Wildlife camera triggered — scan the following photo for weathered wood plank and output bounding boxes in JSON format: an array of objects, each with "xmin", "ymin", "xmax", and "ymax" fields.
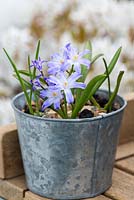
[
  {"xmin": 119, "ymin": 93, "xmax": 134, "ymax": 144},
  {"xmin": 115, "ymin": 156, "xmax": 134, "ymax": 175},
  {"xmin": 24, "ymin": 191, "xmax": 50, "ymax": 200},
  {"xmin": 24, "ymin": 191, "xmax": 111, "ymax": 200},
  {"xmin": 115, "ymin": 141, "xmax": 134, "ymax": 160},
  {"xmin": 0, "ymin": 123, "xmax": 24, "ymax": 179},
  {"xmin": 105, "ymin": 168, "xmax": 134, "ymax": 200},
  {"xmin": 0, "ymin": 175, "xmax": 27, "ymax": 200}
]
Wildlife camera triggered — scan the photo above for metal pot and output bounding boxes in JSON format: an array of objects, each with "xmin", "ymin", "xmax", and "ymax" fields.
[{"xmin": 12, "ymin": 90, "xmax": 127, "ymax": 199}]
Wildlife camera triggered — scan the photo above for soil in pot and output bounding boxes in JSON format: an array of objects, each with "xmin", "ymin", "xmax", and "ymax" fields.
[{"xmin": 22, "ymin": 91, "xmax": 121, "ymax": 119}]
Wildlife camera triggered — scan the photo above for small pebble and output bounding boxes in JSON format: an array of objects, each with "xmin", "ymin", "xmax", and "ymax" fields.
[
  {"xmin": 79, "ymin": 109, "xmax": 94, "ymax": 118},
  {"xmin": 112, "ymin": 102, "xmax": 121, "ymax": 111},
  {"xmin": 93, "ymin": 93, "xmax": 108, "ymax": 107}
]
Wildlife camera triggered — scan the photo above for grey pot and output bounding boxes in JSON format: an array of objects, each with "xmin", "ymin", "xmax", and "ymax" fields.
[{"xmin": 12, "ymin": 90, "xmax": 127, "ymax": 200}]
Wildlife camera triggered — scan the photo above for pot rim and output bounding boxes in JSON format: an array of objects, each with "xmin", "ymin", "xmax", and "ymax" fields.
[{"xmin": 11, "ymin": 89, "xmax": 127, "ymax": 123}]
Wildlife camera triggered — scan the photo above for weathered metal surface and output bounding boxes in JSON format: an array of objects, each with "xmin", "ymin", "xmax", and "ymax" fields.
[{"xmin": 12, "ymin": 90, "xmax": 126, "ymax": 199}]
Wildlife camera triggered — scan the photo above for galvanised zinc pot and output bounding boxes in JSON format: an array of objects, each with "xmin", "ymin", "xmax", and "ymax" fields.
[{"xmin": 12, "ymin": 90, "xmax": 127, "ymax": 199}]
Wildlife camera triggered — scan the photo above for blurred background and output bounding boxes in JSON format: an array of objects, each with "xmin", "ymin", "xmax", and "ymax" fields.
[{"xmin": 0, "ymin": 0, "xmax": 134, "ymax": 125}]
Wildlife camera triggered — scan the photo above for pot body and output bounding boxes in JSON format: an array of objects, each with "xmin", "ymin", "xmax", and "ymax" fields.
[{"xmin": 12, "ymin": 90, "xmax": 126, "ymax": 199}]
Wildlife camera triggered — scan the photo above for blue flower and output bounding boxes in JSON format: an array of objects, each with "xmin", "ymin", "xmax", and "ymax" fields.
[
  {"xmin": 40, "ymin": 88, "xmax": 63, "ymax": 110},
  {"xmin": 65, "ymin": 43, "xmax": 90, "ymax": 73},
  {"xmin": 48, "ymin": 72, "xmax": 86, "ymax": 104},
  {"xmin": 31, "ymin": 57, "xmax": 45, "ymax": 71},
  {"xmin": 47, "ymin": 50, "xmax": 70, "ymax": 75},
  {"xmin": 30, "ymin": 75, "xmax": 42, "ymax": 90}
]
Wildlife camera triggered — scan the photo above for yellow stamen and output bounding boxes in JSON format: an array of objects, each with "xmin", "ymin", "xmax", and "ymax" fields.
[
  {"xmin": 60, "ymin": 59, "xmax": 64, "ymax": 64},
  {"xmin": 64, "ymin": 82, "xmax": 68, "ymax": 87},
  {"xmin": 73, "ymin": 55, "xmax": 78, "ymax": 61},
  {"xmin": 52, "ymin": 92, "xmax": 57, "ymax": 97}
]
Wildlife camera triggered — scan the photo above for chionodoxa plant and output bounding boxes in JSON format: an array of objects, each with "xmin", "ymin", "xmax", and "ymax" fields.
[{"xmin": 4, "ymin": 41, "xmax": 124, "ymax": 119}]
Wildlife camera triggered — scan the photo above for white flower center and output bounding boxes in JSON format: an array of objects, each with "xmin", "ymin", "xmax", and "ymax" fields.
[
  {"xmin": 52, "ymin": 92, "xmax": 57, "ymax": 97},
  {"xmin": 60, "ymin": 59, "xmax": 64, "ymax": 64},
  {"xmin": 63, "ymin": 81, "xmax": 68, "ymax": 88},
  {"xmin": 73, "ymin": 54, "xmax": 78, "ymax": 61}
]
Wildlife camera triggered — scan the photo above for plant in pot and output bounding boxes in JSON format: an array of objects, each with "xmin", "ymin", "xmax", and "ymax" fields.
[{"xmin": 4, "ymin": 41, "xmax": 127, "ymax": 199}]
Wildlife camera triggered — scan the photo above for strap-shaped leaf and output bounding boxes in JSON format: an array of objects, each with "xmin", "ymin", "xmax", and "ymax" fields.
[
  {"xmin": 81, "ymin": 40, "xmax": 92, "ymax": 81},
  {"xmin": 92, "ymin": 47, "xmax": 122, "ymax": 92},
  {"xmin": 84, "ymin": 40, "xmax": 92, "ymax": 60},
  {"xmin": 71, "ymin": 74, "xmax": 106, "ymax": 118},
  {"xmin": 3, "ymin": 48, "xmax": 34, "ymax": 114},
  {"xmin": 103, "ymin": 58, "xmax": 111, "ymax": 99},
  {"xmin": 33, "ymin": 40, "xmax": 41, "ymax": 79},
  {"xmin": 18, "ymin": 70, "xmax": 30, "ymax": 76},
  {"xmin": 76, "ymin": 42, "xmax": 103, "ymax": 102},
  {"xmin": 104, "ymin": 71, "xmax": 124, "ymax": 110},
  {"xmin": 35, "ymin": 40, "xmax": 40, "ymax": 60},
  {"xmin": 91, "ymin": 53, "xmax": 104, "ymax": 65}
]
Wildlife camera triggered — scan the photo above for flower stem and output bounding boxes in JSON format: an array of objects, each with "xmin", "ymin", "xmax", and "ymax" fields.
[
  {"xmin": 91, "ymin": 96, "xmax": 101, "ymax": 108},
  {"xmin": 103, "ymin": 58, "xmax": 111, "ymax": 99}
]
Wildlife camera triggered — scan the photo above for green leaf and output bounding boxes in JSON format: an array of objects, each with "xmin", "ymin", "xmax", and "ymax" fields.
[
  {"xmin": 84, "ymin": 40, "xmax": 92, "ymax": 60},
  {"xmin": 35, "ymin": 40, "xmax": 40, "ymax": 60},
  {"xmin": 33, "ymin": 40, "xmax": 41, "ymax": 114},
  {"xmin": 76, "ymin": 41, "xmax": 92, "ymax": 102},
  {"xmin": 71, "ymin": 74, "xmax": 106, "ymax": 118},
  {"xmin": 33, "ymin": 40, "xmax": 41, "ymax": 79},
  {"xmin": 28, "ymin": 55, "xmax": 32, "ymax": 79},
  {"xmin": 105, "ymin": 47, "xmax": 122, "ymax": 75},
  {"xmin": 13, "ymin": 74, "xmax": 32, "ymax": 88},
  {"xmin": 104, "ymin": 71, "xmax": 124, "ymax": 110},
  {"xmin": 91, "ymin": 53, "xmax": 104, "ymax": 65},
  {"xmin": 103, "ymin": 58, "xmax": 111, "ymax": 99},
  {"xmin": 28, "ymin": 55, "xmax": 33, "ymax": 103},
  {"xmin": 3, "ymin": 48, "xmax": 34, "ymax": 114},
  {"xmin": 92, "ymin": 47, "xmax": 122, "ymax": 92},
  {"xmin": 80, "ymin": 41, "xmax": 92, "ymax": 81},
  {"xmin": 17, "ymin": 70, "xmax": 30, "ymax": 76}
]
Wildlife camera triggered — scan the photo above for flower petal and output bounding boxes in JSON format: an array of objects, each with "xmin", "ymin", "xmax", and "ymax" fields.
[
  {"xmin": 80, "ymin": 58, "xmax": 90, "ymax": 68},
  {"xmin": 68, "ymin": 72, "xmax": 82, "ymax": 83},
  {"xmin": 73, "ymin": 63, "xmax": 81, "ymax": 73},
  {"xmin": 40, "ymin": 90, "xmax": 48, "ymax": 98},
  {"xmin": 72, "ymin": 82, "xmax": 86, "ymax": 89},
  {"xmin": 79, "ymin": 49, "xmax": 90, "ymax": 57},
  {"xmin": 42, "ymin": 98, "xmax": 53, "ymax": 110},
  {"xmin": 64, "ymin": 89, "xmax": 74, "ymax": 104},
  {"xmin": 54, "ymin": 101, "xmax": 60, "ymax": 110}
]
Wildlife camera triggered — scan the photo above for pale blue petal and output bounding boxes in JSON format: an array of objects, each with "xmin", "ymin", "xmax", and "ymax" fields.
[
  {"xmin": 73, "ymin": 63, "xmax": 81, "ymax": 73},
  {"xmin": 72, "ymin": 82, "xmax": 86, "ymax": 89},
  {"xmin": 48, "ymin": 67, "xmax": 59, "ymax": 75},
  {"xmin": 64, "ymin": 89, "xmax": 74, "ymax": 104},
  {"xmin": 47, "ymin": 61, "xmax": 58, "ymax": 68},
  {"xmin": 51, "ymin": 53, "xmax": 60, "ymax": 59},
  {"xmin": 48, "ymin": 76, "xmax": 61, "ymax": 86},
  {"xmin": 54, "ymin": 101, "xmax": 60, "ymax": 110},
  {"xmin": 42, "ymin": 99, "xmax": 53, "ymax": 110},
  {"xmin": 80, "ymin": 58, "xmax": 90, "ymax": 68},
  {"xmin": 68, "ymin": 72, "xmax": 82, "ymax": 83},
  {"xmin": 40, "ymin": 90, "xmax": 48, "ymax": 98},
  {"xmin": 79, "ymin": 49, "xmax": 90, "ymax": 57},
  {"xmin": 60, "ymin": 62, "xmax": 70, "ymax": 72}
]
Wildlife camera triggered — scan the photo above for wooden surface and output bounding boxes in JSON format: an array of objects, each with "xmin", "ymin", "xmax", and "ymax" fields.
[
  {"xmin": 119, "ymin": 93, "xmax": 134, "ymax": 144},
  {"xmin": 115, "ymin": 141, "xmax": 134, "ymax": 160},
  {"xmin": 0, "ymin": 141, "xmax": 133, "ymax": 200},
  {"xmin": 0, "ymin": 175, "xmax": 27, "ymax": 200},
  {"xmin": 0, "ymin": 123, "xmax": 24, "ymax": 179},
  {"xmin": 116, "ymin": 156, "xmax": 134, "ymax": 175},
  {"xmin": 105, "ymin": 168, "xmax": 134, "ymax": 200},
  {"xmin": 0, "ymin": 93, "xmax": 134, "ymax": 199},
  {"xmin": 24, "ymin": 191, "xmax": 112, "ymax": 200}
]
